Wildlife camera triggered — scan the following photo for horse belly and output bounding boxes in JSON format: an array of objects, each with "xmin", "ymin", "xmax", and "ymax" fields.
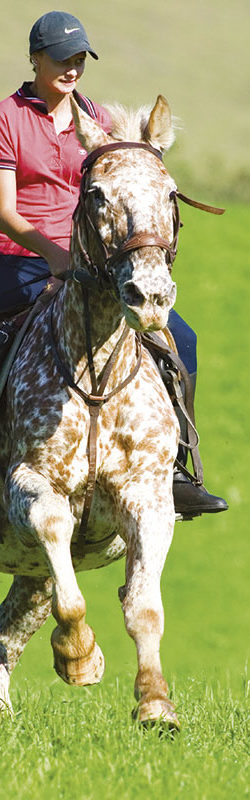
[
  {"xmin": 0, "ymin": 486, "xmax": 126, "ymax": 577},
  {"xmin": 0, "ymin": 527, "xmax": 126, "ymax": 576},
  {"xmin": 0, "ymin": 518, "xmax": 49, "ymax": 576}
]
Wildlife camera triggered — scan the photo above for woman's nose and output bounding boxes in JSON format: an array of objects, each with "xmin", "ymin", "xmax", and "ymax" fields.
[{"xmin": 65, "ymin": 66, "xmax": 77, "ymax": 77}]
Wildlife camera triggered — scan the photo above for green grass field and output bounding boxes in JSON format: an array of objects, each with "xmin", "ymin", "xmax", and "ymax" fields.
[
  {"xmin": 0, "ymin": 676, "xmax": 249, "ymax": 800},
  {"xmin": 0, "ymin": 0, "xmax": 249, "ymax": 796},
  {"xmin": 0, "ymin": 205, "xmax": 249, "ymax": 798}
]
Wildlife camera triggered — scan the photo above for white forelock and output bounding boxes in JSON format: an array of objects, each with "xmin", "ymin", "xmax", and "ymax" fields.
[{"xmin": 103, "ymin": 102, "xmax": 176, "ymax": 151}]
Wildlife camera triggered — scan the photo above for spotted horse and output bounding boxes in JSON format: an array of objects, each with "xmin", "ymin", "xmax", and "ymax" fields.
[{"xmin": 0, "ymin": 95, "xmax": 223, "ymax": 729}]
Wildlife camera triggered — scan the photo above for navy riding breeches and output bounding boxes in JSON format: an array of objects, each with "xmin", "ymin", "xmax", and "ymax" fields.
[
  {"xmin": 0, "ymin": 255, "xmax": 50, "ymax": 316},
  {"xmin": 168, "ymin": 309, "xmax": 197, "ymax": 375},
  {"xmin": 0, "ymin": 255, "xmax": 197, "ymax": 375}
]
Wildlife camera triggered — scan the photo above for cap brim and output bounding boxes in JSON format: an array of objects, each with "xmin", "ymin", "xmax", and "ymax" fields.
[{"xmin": 45, "ymin": 39, "xmax": 98, "ymax": 61}]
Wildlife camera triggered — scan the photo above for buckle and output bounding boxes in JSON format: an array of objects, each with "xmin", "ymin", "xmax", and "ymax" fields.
[{"xmin": 0, "ymin": 329, "xmax": 9, "ymax": 345}]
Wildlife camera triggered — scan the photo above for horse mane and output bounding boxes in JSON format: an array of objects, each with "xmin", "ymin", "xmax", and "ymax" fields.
[{"xmin": 103, "ymin": 103, "xmax": 176, "ymax": 152}]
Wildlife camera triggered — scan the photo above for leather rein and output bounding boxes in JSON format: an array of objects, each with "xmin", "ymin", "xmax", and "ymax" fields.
[{"xmin": 49, "ymin": 139, "xmax": 225, "ymax": 552}]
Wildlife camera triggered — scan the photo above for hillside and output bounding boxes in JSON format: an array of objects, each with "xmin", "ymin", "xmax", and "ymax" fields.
[{"xmin": 0, "ymin": 0, "xmax": 249, "ymax": 199}]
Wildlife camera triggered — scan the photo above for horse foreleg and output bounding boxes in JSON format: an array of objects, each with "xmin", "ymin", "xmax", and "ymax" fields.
[
  {"xmin": 49, "ymin": 539, "xmax": 105, "ymax": 687},
  {"xmin": 120, "ymin": 503, "xmax": 180, "ymax": 730},
  {"xmin": 8, "ymin": 469, "xmax": 105, "ymax": 687},
  {"xmin": 0, "ymin": 575, "xmax": 52, "ymax": 717}
]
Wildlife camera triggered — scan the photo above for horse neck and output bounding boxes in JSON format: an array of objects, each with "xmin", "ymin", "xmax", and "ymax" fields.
[{"xmin": 53, "ymin": 279, "xmax": 134, "ymax": 389}]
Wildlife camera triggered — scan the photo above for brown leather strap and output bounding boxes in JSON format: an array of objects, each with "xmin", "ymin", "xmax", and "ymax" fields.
[
  {"xmin": 76, "ymin": 345, "xmax": 142, "ymax": 550},
  {"xmin": 49, "ymin": 297, "xmax": 142, "ymax": 552},
  {"xmin": 108, "ymin": 232, "xmax": 174, "ymax": 259},
  {"xmin": 141, "ymin": 330, "xmax": 204, "ymax": 484},
  {"xmin": 75, "ymin": 314, "xmax": 141, "ymax": 550},
  {"xmin": 81, "ymin": 141, "xmax": 163, "ymax": 173},
  {"xmin": 175, "ymin": 191, "xmax": 225, "ymax": 215},
  {"xmin": 77, "ymin": 404, "xmax": 99, "ymax": 537}
]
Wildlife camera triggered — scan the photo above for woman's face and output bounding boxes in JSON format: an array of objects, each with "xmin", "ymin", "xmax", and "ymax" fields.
[{"xmin": 33, "ymin": 50, "xmax": 86, "ymax": 97}]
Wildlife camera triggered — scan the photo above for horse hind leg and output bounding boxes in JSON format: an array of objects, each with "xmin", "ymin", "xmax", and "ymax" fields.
[{"xmin": 0, "ymin": 574, "xmax": 52, "ymax": 717}]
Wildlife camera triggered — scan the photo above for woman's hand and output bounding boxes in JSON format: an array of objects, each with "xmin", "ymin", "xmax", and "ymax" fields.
[{"xmin": 43, "ymin": 243, "xmax": 70, "ymax": 276}]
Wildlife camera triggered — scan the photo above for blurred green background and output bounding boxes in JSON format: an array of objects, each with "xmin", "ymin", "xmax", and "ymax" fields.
[
  {"xmin": 0, "ymin": 1, "xmax": 249, "ymax": 699},
  {"xmin": 1, "ymin": 0, "xmax": 249, "ymax": 200}
]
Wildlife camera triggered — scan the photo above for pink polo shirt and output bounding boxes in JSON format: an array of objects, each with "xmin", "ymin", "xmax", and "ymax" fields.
[{"xmin": 0, "ymin": 84, "xmax": 112, "ymax": 257}]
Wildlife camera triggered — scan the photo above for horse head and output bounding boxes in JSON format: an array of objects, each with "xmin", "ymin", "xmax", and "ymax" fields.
[{"xmin": 71, "ymin": 95, "xmax": 178, "ymax": 332}]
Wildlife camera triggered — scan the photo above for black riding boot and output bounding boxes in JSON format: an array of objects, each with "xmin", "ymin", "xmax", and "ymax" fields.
[{"xmin": 173, "ymin": 372, "xmax": 228, "ymax": 519}]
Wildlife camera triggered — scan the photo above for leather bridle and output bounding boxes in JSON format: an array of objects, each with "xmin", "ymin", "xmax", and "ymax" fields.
[
  {"xmin": 50, "ymin": 140, "xmax": 225, "ymax": 553},
  {"xmin": 72, "ymin": 141, "xmax": 181, "ymax": 287}
]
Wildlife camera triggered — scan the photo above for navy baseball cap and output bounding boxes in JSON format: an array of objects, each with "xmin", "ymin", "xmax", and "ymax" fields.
[{"xmin": 29, "ymin": 11, "xmax": 98, "ymax": 61}]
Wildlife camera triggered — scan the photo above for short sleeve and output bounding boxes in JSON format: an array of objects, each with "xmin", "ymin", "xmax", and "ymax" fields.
[{"xmin": 0, "ymin": 109, "xmax": 16, "ymax": 170}]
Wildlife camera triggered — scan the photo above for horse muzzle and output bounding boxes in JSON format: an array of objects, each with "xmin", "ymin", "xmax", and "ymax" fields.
[{"xmin": 120, "ymin": 277, "xmax": 177, "ymax": 332}]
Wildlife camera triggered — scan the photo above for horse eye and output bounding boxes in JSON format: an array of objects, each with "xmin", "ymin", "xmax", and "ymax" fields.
[{"xmin": 92, "ymin": 186, "xmax": 105, "ymax": 204}]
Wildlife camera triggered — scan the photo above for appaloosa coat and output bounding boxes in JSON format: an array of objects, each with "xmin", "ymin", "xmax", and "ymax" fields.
[{"xmin": 0, "ymin": 95, "xmax": 181, "ymax": 728}]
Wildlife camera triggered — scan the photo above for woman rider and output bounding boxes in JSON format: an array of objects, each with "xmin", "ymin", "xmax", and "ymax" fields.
[{"xmin": 0, "ymin": 11, "xmax": 228, "ymax": 519}]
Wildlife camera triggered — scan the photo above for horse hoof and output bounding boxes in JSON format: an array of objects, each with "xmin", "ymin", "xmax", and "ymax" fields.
[
  {"xmin": 134, "ymin": 698, "xmax": 180, "ymax": 732},
  {"xmin": 53, "ymin": 642, "xmax": 105, "ymax": 686}
]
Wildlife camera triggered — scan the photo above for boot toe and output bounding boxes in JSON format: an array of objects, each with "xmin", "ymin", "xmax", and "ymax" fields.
[{"xmin": 173, "ymin": 471, "xmax": 228, "ymax": 518}]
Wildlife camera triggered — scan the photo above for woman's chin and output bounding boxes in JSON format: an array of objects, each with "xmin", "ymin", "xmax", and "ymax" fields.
[{"xmin": 57, "ymin": 81, "xmax": 76, "ymax": 94}]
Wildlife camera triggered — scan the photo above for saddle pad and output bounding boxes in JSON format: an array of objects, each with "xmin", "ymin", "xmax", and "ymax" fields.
[{"xmin": 0, "ymin": 279, "xmax": 62, "ymax": 398}]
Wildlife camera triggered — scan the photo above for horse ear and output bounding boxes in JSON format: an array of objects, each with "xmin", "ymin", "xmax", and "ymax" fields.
[
  {"xmin": 143, "ymin": 95, "xmax": 175, "ymax": 152},
  {"xmin": 70, "ymin": 95, "xmax": 111, "ymax": 152}
]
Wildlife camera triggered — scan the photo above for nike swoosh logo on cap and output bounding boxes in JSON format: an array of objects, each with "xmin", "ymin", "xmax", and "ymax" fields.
[{"xmin": 65, "ymin": 27, "xmax": 80, "ymax": 34}]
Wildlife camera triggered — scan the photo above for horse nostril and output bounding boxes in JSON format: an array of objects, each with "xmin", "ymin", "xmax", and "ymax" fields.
[{"xmin": 122, "ymin": 281, "xmax": 144, "ymax": 307}]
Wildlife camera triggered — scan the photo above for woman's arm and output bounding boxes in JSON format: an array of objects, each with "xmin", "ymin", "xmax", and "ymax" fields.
[{"xmin": 0, "ymin": 169, "xmax": 69, "ymax": 275}]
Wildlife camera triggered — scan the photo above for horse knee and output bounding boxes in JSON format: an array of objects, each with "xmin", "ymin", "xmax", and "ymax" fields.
[
  {"xmin": 123, "ymin": 604, "xmax": 163, "ymax": 641},
  {"xmin": 29, "ymin": 500, "xmax": 73, "ymax": 545},
  {"xmin": 52, "ymin": 590, "xmax": 86, "ymax": 627}
]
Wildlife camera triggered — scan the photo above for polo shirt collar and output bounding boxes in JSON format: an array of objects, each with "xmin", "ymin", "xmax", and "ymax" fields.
[
  {"xmin": 17, "ymin": 83, "xmax": 48, "ymax": 114},
  {"xmin": 17, "ymin": 83, "xmax": 82, "ymax": 116}
]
